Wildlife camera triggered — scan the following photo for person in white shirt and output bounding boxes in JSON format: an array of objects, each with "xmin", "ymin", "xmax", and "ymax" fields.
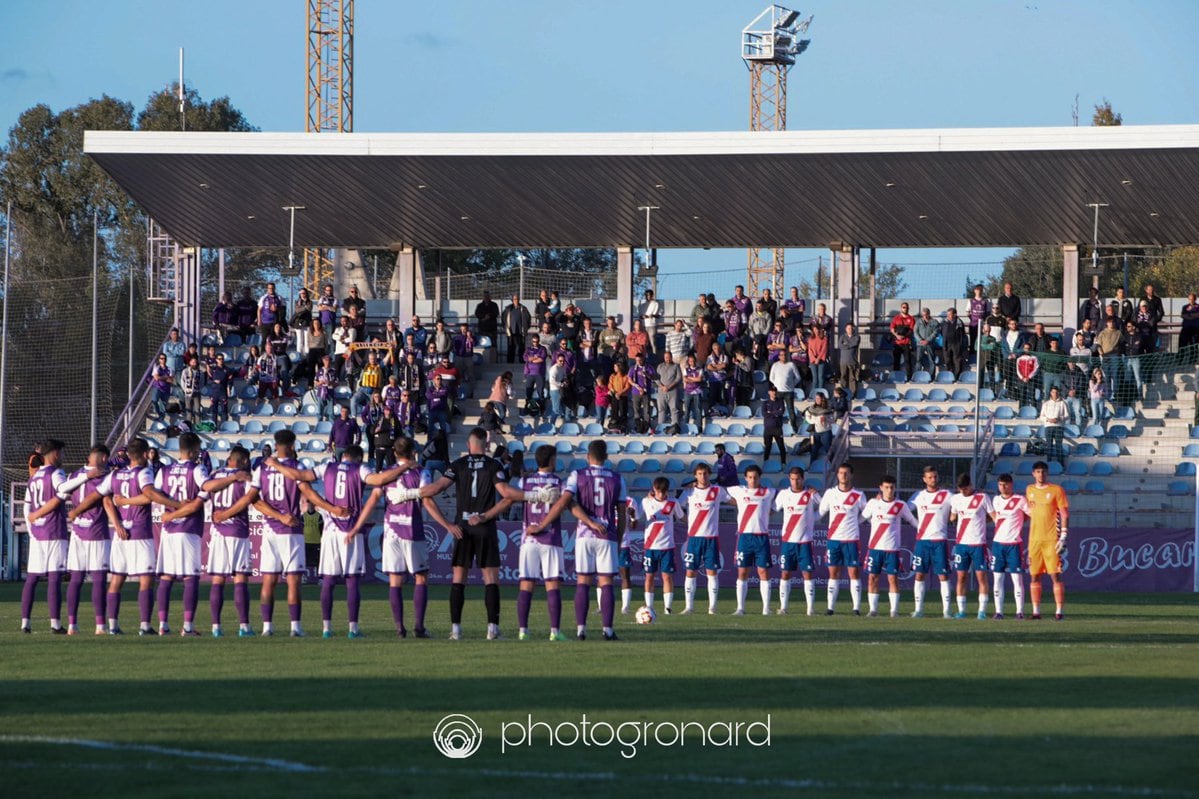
[
  {"xmin": 774, "ymin": 466, "xmax": 821, "ymax": 615},
  {"xmin": 1038, "ymin": 385, "xmax": 1068, "ymax": 466},
  {"xmin": 817, "ymin": 462, "xmax": 867, "ymax": 615},
  {"xmin": 907, "ymin": 465, "xmax": 954, "ymax": 618},
  {"xmin": 768, "ymin": 357, "xmax": 802, "ymax": 430},
  {"xmin": 949, "ymin": 473, "xmax": 994, "ymax": 619},
  {"xmin": 727, "ymin": 466, "xmax": 777, "ymax": 616},
  {"xmin": 989, "ymin": 473, "xmax": 1031, "ymax": 619},
  {"xmin": 664, "ymin": 319, "xmax": 691, "ymax": 365},
  {"xmin": 640, "ymin": 289, "xmax": 662, "ymax": 355},
  {"xmin": 679, "ymin": 463, "xmax": 732, "ymax": 614},
  {"xmin": 862, "ymin": 475, "xmax": 919, "ymax": 617},
  {"xmin": 640, "ymin": 477, "xmax": 684, "ymax": 613},
  {"xmin": 332, "ymin": 314, "xmax": 358, "ymax": 380}
]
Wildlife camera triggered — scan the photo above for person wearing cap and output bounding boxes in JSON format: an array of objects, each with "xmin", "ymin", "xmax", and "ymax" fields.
[
  {"xmin": 452, "ymin": 322, "xmax": 476, "ymax": 398},
  {"xmin": 432, "ymin": 354, "xmax": 461, "ymax": 418}
]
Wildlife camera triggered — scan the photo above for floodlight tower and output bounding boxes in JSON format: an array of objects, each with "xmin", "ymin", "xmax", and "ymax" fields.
[
  {"xmin": 742, "ymin": 5, "xmax": 812, "ymax": 298},
  {"xmin": 303, "ymin": 0, "xmax": 354, "ymax": 297}
]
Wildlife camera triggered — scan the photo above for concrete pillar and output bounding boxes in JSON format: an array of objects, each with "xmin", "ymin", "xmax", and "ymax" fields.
[
  {"xmin": 616, "ymin": 246, "xmax": 635, "ymax": 333},
  {"xmin": 832, "ymin": 244, "xmax": 857, "ymax": 331},
  {"xmin": 1061, "ymin": 244, "xmax": 1079, "ymax": 342},
  {"xmin": 333, "ymin": 248, "xmax": 376, "ymax": 299},
  {"xmin": 389, "ymin": 247, "xmax": 426, "ymax": 324}
]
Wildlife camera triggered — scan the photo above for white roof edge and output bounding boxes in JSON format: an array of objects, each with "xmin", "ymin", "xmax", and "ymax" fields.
[{"xmin": 84, "ymin": 124, "xmax": 1199, "ymax": 157}]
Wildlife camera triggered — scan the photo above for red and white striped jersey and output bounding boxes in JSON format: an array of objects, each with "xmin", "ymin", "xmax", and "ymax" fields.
[
  {"xmin": 640, "ymin": 496, "xmax": 684, "ymax": 551},
  {"xmin": 679, "ymin": 485, "xmax": 729, "ymax": 539},
  {"xmin": 907, "ymin": 488, "xmax": 952, "ymax": 542},
  {"xmin": 950, "ymin": 492, "xmax": 993, "ymax": 546},
  {"xmin": 991, "ymin": 493, "xmax": 1030, "ymax": 545},
  {"xmin": 774, "ymin": 488, "xmax": 821, "ymax": 544},
  {"xmin": 818, "ymin": 487, "xmax": 867, "ymax": 542},
  {"xmin": 727, "ymin": 486, "xmax": 776, "ymax": 535},
  {"xmin": 863, "ymin": 497, "xmax": 918, "ymax": 551}
]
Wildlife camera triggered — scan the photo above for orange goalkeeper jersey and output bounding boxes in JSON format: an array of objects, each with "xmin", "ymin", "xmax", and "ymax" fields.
[{"xmin": 1025, "ymin": 483, "xmax": 1068, "ymax": 539}]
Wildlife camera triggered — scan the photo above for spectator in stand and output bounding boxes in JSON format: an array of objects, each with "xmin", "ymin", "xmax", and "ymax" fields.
[
  {"xmin": 690, "ymin": 292, "xmax": 708, "ymax": 328},
  {"xmin": 577, "ymin": 315, "xmax": 599, "ymax": 355},
  {"xmin": 665, "ymin": 319, "xmax": 691, "ymax": 364},
  {"xmin": 372, "ymin": 406, "xmax": 399, "ymax": 471},
  {"xmin": 692, "ymin": 319, "xmax": 715, "ymax": 366},
  {"xmin": 784, "ymin": 286, "xmax": 806, "ymax": 324},
  {"xmin": 940, "ymin": 308, "xmax": 968, "ymax": 381},
  {"xmin": 268, "ymin": 322, "xmax": 292, "ymax": 395},
  {"xmin": 501, "ymin": 295, "xmax": 531, "ymax": 365},
  {"xmin": 329, "ymin": 405, "xmax": 361, "ymax": 461},
  {"xmin": 1094, "ymin": 317, "xmax": 1124, "ymax": 399},
  {"xmin": 804, "ymin": 392, "xmax": 834, "ymax": 461},
  {"xmin": 640, "ymin": 289, "xmax": 662, "ymax": 355},
  {"xmin": 314, "ymin": 355, "xmax": 338, "ymax": 421},
  {"xmin": 713, "ymin": 443, "xmax": 739, "ymax": 487},
  {"xmin": 626, "ymin": 319, "xmax": 650, "ymax": 362},
  {"xmin": 830, "ymin": 384, "xmax": 850, "ymax": 417},
  {"xmin": 766, "ymin": 318, "xmax": 790, "ymax": 365},
  {"xmin": 1079, "ymin": 287, "xmax": 1103, "ymax": 332},
  {"xmin": 1066, "ymin": 334, "xmax": 1092, "ymax": 425},
  {"xmin": 1041, "ymin": 337, "xmax": 1067, "ymax": 399},
  {"xmin": 1000, "ymin": 317, "xmax": 1025, "ymax": 399},
  {"xmin": 810, "ymin": 303, "xmax": 834, "ymax": 342},
  {"xmin": 1111, "ymin": 286, "xmax": 1135, "ymax": 327},
  {"xmin": 453, "ymin": 322, "xmax": 475, "ymax": 398},
  {"xmin": 979, "ymin": 326, "xmax": 1000, "ymax": 390},
  {"xmin": 291, "ymin": 288, "xmax": 313, "ymax": 352},
  {"xmin": 1026, "ymin": 323, "xmax": 1050, "ymax": 354},
  {"xmin": 759, "ymin": 289, "xmax": 778, "ymax": 322},
  {"xmin": 628, "ymin": 352, "xmax": 655, "ymax": 432},
  {"xmin": 889, "ymin": 302, "xmax": 916, "ymax": 380},
  {"xmin": 967, "ymin": 284, "xmax": 991, "ymax": 348},
  {"xmin": 479, "ymin": 401, "xmax": 505, "ymax": 446},
  {"xmin": 748, "ymin": 301, "xmax": 772, "ymax": 357},
  {"xmin": 655, "ymin": 350, "xmax": 682, "ymax": 433},
  {"xmin": 598, "ymin": 316, "xmax": 625, "ymax": 360},
  {"xmin": 682, "ymin": 354, "xmax": 705, "ymax": 429},
  {"xmin": 761, "ymin": 386, "xmax": 787, "ymax": 467},
  {"xmin": 379, "ymin": 318, "xmax": 401, "ymax": 376},
  {"xmin": 397, "ymin": 351, "xmax": 425, "ymax": 413},
  {"xmin": 722, "ymin": 301, "xmax": 744, "ymax": 350},
  {"xmin": 395, "ymin": 389, "xmax": 419, "ymax": 439},
  {"xmin": 914, "ymin": 308, "xmax": 939, "ymax": 376},
  {"xmin": 607, "ymin": 362, "xmax": 632, "ymax": 433},
  {"xmin": 316, "ymin": 284, "xmax": 339, "ymax": 330},
  {"xmin": 788, "ymin": 327, "xmax": 813, "ymax": 398},
  {"xmin": 432, "ymin": 355, "xmax": 461, "ymax": 418},
  {"xmin": 1181, "ymin": 292, "xmax": 1199, "ymax": 352},
  {"xmin": 593, "ymin": 374, "xmax": 610, "ymax": 428},
  {"xmin": 1125, "ymin": 319, "xmax": 1151, "ymax": 401},
  {"xmin": 403, "ymin": 315, "xmax": 428, "ymax": 352},
  {"xmin": 207, "ymin": 352, "xmax": 232, "ymax": 423},
  {"xmin": 298, "ymin": 319, "xmax": 328, "ymax": 386},
  {"xmin": 1039, "ymin": 385, "xmax": 1068, "ymax": 465},
  {"xmin": 997, "ymin": 282, "xmax": 1021, "ymax": 326},
  {"xmin": 1089, "ymin": 367, "xmax": 1109, "ymax": 427},
  {"xmin": 351, "ymin": 351, "xmax": 384, "ymax": 417},
  {"xmin": 534, "ymin": 289, "xmax": 554, "ymax": 329},
  {"xmin": 256, "ymin": 282, "xmax": 283, "ymax": 343},
  {"xmin": 1136, "ymin": 299, "xmax": 1159, "ymax": 342},
  {"xmin": 432, "ymin": 319, "xmax": 453, "ymax": 361},
  {"xmin": 732, "ymin": 350, "xmax": 755, "ymax": 408},
  {"xmin": 1077, "ymin": 317, "xmax": 1097, "ymax": 349},
  {"xmin": 769, "ymin": 351, "xmax": 802, "ymax": 430},
  {"xmin": 235, "ymin": 287, "xmax": 258, "ymax": 339},
  {"xmin": 705, "ymin": 341, "xmax": 732, "ymax": 413},
  {"xmin": 425, "ymin": 374, "xmax": 451, "ymax": 436},
  {"xmin": 255, "ymin": 344, "xmax": 280, "ymax": 406},
  {"xmin": 558, "ymin": 304, "xmax": 583, "ymax": 350},
  {"xmin": 729, "ymin": 285, "xmax": 752, "ymax": 327},
  {"xmin": 381, "ymin": 375, "xmax": 403, "ymax": 413},
  {"xmin": 162, "ymin": 328, "xmax": 186, "ymax": 384},
  {"xmin": 474, "ymin": 290, "xmax": 500, "ymax": 362},
  {"xmin": 523, "ymin": 333, "xmax": 548, "ymax": 410},
  {"xmin": 547, "ymin": 353, "xmax": 571, "ymax": 425},
  {"xmin": 359, "ymin": 394, "xmax": 386, "ymax": 462},
  {"xmin": 332, "ymin": 315, "xmax": 356, "ymax": 380},
  {"xmin": 420, "ymin": 341, "xmax": 441, "ymax": 379},
  {"xmin": 342, "ymin": 286, "xmax": 366, "ymax": 332},
  {"xmin": 1014, "ymin": 344, "xmax": 1040, "ymax": 408},
  {"xmin": 178, "ymin": 356, "xmax": 203, "ymax": 424},
  {"xmin": 1142, "ymin": 284, "xmax": 1165, "ymax": 330},
  {"xmin": 837, "ymin": 323, "xmax": 861, "ymax": 398},
  {"xmin": 212, "ymin": 292, "xmax": 237, "ymax": 341}
]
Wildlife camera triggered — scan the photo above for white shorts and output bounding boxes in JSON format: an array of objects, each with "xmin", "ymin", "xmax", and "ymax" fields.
[
  {"xmin": 318, "ymin": 525, "xmax": 366, "ymax": 577},
  {"xmin": 261, "ymin": 532, "xmax": 306, "ymax": 575},
  {"xmin": 26, "ymin": 538, "xmax": 68, "ymax": 575},
  {"xmin": 519, "ymin": 539, "xmax": 564, "ymax": 581},
  {"xmin": 381, "ymin": 532, "xmax": 429, "ymax": 575},
  {"xmin": 157, "ymin": 533, "xmax": 202, "ymax": 578},
  {"xmin": 66, "ymin": 535, "xmax": 111, "ymax": 573},
  {"xmin": 574, "ymin": 537, "xmax": 618, "ymax": 576},
  {"xmin": 207, "ymin": 535, "xmax": 252, "ymax": 576},
  {"xmin": 111, "ymin": 538, "xmax": 156, "ymax": 577}
]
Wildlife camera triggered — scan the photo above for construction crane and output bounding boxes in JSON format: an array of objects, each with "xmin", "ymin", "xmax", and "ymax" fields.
[
  {"xmin": 742, "ymin": 5, "xmax": 812, "ymax": 298},
  {"xmin": 303, "ymin": 0, "xmax": 355, "ymax": 297}
]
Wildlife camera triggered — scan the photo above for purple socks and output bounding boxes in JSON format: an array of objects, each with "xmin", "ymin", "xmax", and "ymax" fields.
[
  {"xmin": 90, "ymin": 573, "xmax": 106, "ymax": 625},
  {"xmin": 346, "ymin": 577, "xmax": 360, "ymax": 624},
  {"xmin": 182, "ymin": 577, "xmax": 198, "ymax": 624},
  {"xmin": 414, "ymin": 583, "xmax": 428, "ymax": 631},
  {"xmin": 157, "ymin": 579, "xmax": 173, "ymax": 624},
  {"xmin": 320, "ymin": 576, "xmax": 336, "ymax": 622},
  {"xmin": 517, "ymin": 589, "xmax": 533, "ymax": 629},
  {"xmin": 138, "ymin": 588, "xmax": 153, "ymax": 625},
  {"xmin": 600, "ymin": 584, "xmax": 615, "ymax": 628},
  {"xmin": 107, "ymin": 591, "xmax": 121, "ymax": 624},
  {"xmin": 261, "ymin": 598, "xmax": 274, "ymax": 624},
  {"xmin": 20, "ymin": 574, "xmax": 38, "ymax": 620},
  {"xmin": 210, "ymin": 583, "xmax": 225, "ymax": 626},
  {"xmin": 575, "ymin": 583, "xmax": 590, "ymax": 627},
  {"xmin": 390, "ymin": 585, "xmax": 405, "ymax": 631},
  {"xmin": 234, "ymin": 583, "xmax": 250, "ymax": 625},
  {"xmin": 67, "ymin": 572, "xmax": 83, "ymax": 625},
  {"xmin": 547, "ymin": 588, "xmax": 562, "ymax": 631}
]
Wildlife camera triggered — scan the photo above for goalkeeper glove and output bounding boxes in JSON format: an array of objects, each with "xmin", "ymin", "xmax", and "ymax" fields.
[
  {"xmin": 1055, "ymin": 532, "xmax": 1068, "ymax": 554},
  {"xmin": 389, "ymin": 486, "xmax": 422, "ymax": 503},
  {"xmin": 525, "ymin": 486, "xmax": 560, "ymax": 504}
]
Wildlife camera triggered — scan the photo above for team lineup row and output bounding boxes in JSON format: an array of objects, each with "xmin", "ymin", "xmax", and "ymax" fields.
[{"xmin": 18, "ymin": 428, "xmax": 1069, "ymax": 640}]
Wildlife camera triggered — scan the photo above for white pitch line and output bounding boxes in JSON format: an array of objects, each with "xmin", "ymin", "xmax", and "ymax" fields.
[{"xmin": 2, "ymin": 736, "xmax": 1192, "ymax": 798}]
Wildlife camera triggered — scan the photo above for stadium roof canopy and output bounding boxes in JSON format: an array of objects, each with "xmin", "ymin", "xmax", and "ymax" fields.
[{"xmin": 84, "ymin": 125, "xmax": 1199, "ymax": 250}]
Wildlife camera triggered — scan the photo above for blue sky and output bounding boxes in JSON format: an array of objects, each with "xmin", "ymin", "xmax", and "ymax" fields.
[{"xmin": 3, "ymin": 0, "xmax": 1197, "ymax": 296}]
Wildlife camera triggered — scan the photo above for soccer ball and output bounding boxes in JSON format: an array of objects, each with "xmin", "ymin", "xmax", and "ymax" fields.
[{"xmin": 635, "ymin": 606, "xmax": 656, "ymax": 625}]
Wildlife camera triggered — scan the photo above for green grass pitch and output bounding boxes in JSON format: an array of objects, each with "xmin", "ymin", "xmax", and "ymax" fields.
[{"xmin": 1, "ymin": 584, "xmax": 1197, "ymax": 798}]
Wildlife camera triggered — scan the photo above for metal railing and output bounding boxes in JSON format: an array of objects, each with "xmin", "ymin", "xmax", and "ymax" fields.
[
  {"xmin": 105, "ymin": 333, "xmax": 172, "ymax": 451},
  {"xmin": 4, "ymin": 482, "xmax": 26, "ymax": 580}
]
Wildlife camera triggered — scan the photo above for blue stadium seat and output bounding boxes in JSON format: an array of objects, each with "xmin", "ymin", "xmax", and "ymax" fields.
[
  {"xmin": 960, "ymin": 371, "xmax": 978, "ymax": 384},
  {"xmin": 298, "ymin": 457, "xmax": 315, "ymax": 469},
  {"xmin": 266, "ymin": 420, "xmax": 286, "ymax": 433},
  {"xmin": 664, "ymin": 459, "xmax": 685, "ymax": 473},
  {"xmin": 856, "ymin": 387, "xmax": 877, "ymax": 401},
  {"xmin": 752, "ymin": 370, "xmax": 767, "ymax": 384},
  {"xmin": 1061, "ymin": 479, "xmax": 1081, "ymax": 493},
  {"xmin": 990, "ymin": 459, "xmax": 1014, "ymax": 475},
  {"xmin": 927, "ymin": 389, "xmax": 949, "ymax": 402},
  {"xmin": 218, "ymin": 420, "xmax": 240, "ymax": 433},
  {"xmin": 639, "ymin": 459, "xmax": 661, "ymax": 473},
  {"xmin": 1017, "ymin": 405, "xmax": 1038, "ymax": 419},
  {"xmin": 527, "ymin": 441, "xmax": 547, "ymax": 453},
  {"xmin": 555, "ymin": 441, "xmax": 573, "ymax": 455},
  {"xmin": 947, "ymin": 405, "xmax": 968, "ymax": 419},
  {"xmin": 724, "ymin": 442, "xmax": 742, "ymax": 454},
  {"xmin": 912, "ymin": 370, "xmax": 932, "ymax": 384},
  {"xmin": 762, "ymin": 461, "xmax": 782, "ymax": 474},
  {"xmin": 583, "ymin": 423, "xmax": 603, "ymax": 436},
  {"xmin": 732, "ymin": 405, "xmax": 753, "ymax": 419},
  {"xmin": 235, "ymin": 438, "xmax": 255, "ymax": 451},
  {"xmin": 616, "ymin": 459, "xmax": 637, "ymax": 473},
  {"xmin": 938, "ymin": 424, "xmax": 962, "ymax": 433},
  {"xmin": 879, "ymin": 388, "xmax": 901, "ymax": 401},
  {"xmin": 1184, "ymin": 443, "xmax": 1199, "ymax": 458},
  {"xmin": 607, "ymin": 441, "xmax": 623, "ymax": 454},
  {"xmin": 239, "ymin": 385, "xmax": 258, "ymax": 400},
  {"xmin": 994, "ymin": 406, "xmax": 1015, "ymax": 420},
  {"xmin": 951, "ymin": 389, "xmax": 973, "ymax": 402},
  {"xmin": 979, "ymin": 388, "xmax": 995, "ymax": 402},
  {"xmin": 672, "ymin": 441, "xmax": 693, "ymax": 454},
  {"xmin": 649, "ymin": 441, "xmax": 669, "ymax": 454},
  {"xmin": 568, "ymin": 458, "xmax": 588, "ymax": 471},
  {"xmin": 1098, "ymin": 442, "xmax": 1121, "ymax": 458},
  {"xmin": 224, "ymin": 333, "xmax": 243, "ymax": 347},
  {"xmin": 682, "ymin": 423, "xmax": 699, "ymax": 436},
  {"xmin": 315, "ymin": 421, "xmax": 333, "ymax": 434},
  {"xmin": 1107, "ymin": 424, "xmax": 1130, "ymax": 439},
  {"xmin": 1168, "ymin": 480, "xmax": 1195, "ymax": 496},
  {"xmin": 1072, "ymin": 442, "xmax": 1097, "ymax": 457},
  {"xmin": 632, "ymin": 476, "xmax": 653, "ymax": 492},
  {"xmin": 1011, "ymin": 424, "xmax": 1033, "ymax": 438},
  {"xmin": 1063, "ymin": 424, "xmax": 1080, "ymax": 438},
  {"xmin": 212, "ymin": 438, "xmax": 232, "ymax": 451},
  {"xmin": 935, "ymin": 370, "xmax": 956, "ymax": 384},
  {"xmin": 745, "ymin": 442, "xmax": 766, "ymax": 456},
  {"xmin": 624, "ymin": 441, "xmax": 645, "ymax": 455},
  {"xmin": 278, "ymin": 403, "xmax": 297, "ymax": 417},
  {"xmin": 794, "ymin": 389, "xmax": 806, "ymax": 401},
  {"xmin": 916, "ymin": 423, "xmax": 936, "ymax": 434},
  {"xmin": 1090, "ymin": 461, "xmax": 1115, "ymax": 476},
  {"xmin": 1113, "ymin": 406, "xmax": 1135, "ymax": 420},
  {"xmin": 307, "ymin": 439, "xmax": 327, "ymax": 452},
  {"xmin": 696, "ymin": 441, "xmax": 716, "ymax": 454},
  {"xmin": 1083, "ymin": 424, "xmax": 1105, "ymax": 438},
  {"xmin": 688, "ymin": 459, "xmax": 708, "ymax": 473},
  {"xmin": 560, "ymin": 422, "xmax": 581, "ymax": 436},
  {"xmin": 756, "ymin": 423, "xmax": 771, "ymax": 437},
  {"xmin": 703, "ymin": 423, "xmax": 723, "ymax": 437},
  {"xmin": 993, "ymin": 425, "xmax": 1009, "ymax": 439},
  {"xmin": 255, "ymin": 403, "xmax": 275, "ymax": 417},
  {"xmin": 243, "ymin": 420, "xmax": 264, "ymax": 434},
  {"xmin": 1191, "ymin": 426, "xmax": 1199, "ymax": 439},
  {"xmin": 1048, "ymin": 461, "xmax": 1064, "ymax": 476},
  {"xmin": 726, "ymin": 423, "xmax": 748, "ymax": 436},
  {"xmin": 535, "ymin": 423, "xmax": 556, "ymax": 435},
  {"xmin": 894, "ymin": 423, "xmax": 912, "ymax": 432},
  {"xmin": 1065, "ymin": 461, "xmax": 1089, "ymax": 476},
  {"xmin": 806, "ymin": 478, "xmax": 824, "ymax": 491},
  {"xmin": 303, "ymin": 403, "xmax": 319, "ymax": 416},
  {"xmin": 807, "ymin": 459, "xmax": 826, "ymax": 474},
  {"xmin": 1175, "ymin": 462, "xmax": 1196, "ymax": 477},
  {"xmin": 999, "ymin": 442, "xmax": 1021, "ymax": 456},
  {"xmin": 334, "ymin": 386, "xmax": 351, "ymax": 399},
  {"xmin": 903, "ymin": 388, "xmax": 924, "ymax": 401},
  {"xmin": 1015, "ymin": 461, "xmax": 1033, "ymax": 476}
]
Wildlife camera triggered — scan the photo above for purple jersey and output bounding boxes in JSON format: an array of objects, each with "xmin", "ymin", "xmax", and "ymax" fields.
[
  {"xmin": 107, "ymin": 466, "xmax": 155, "ymax": 541},
  {"xmin": 316, "ymin": 460, "xmax": 372, "ymax": 533},
  {"xmin": 25, "ymin": 466, "xmax": 68, "ymax": 542},
  {"xmin": 208, "ymin": 467, "xmax": 251, "ymax": 538},
  {"xmin": 61, "ymin": 468, "xmax": 110, "ymax": 541},
  {"xmin": 252, "ymin": 459, "xmax": 304, "ymax": 535},
  {"xmin": 518, "ymin": 471, "xmax": 564, "ymax": 547},
  {"xmin": 155, "ymin": 462, "xmax": 209, "ymax": 535},
  {"xmin": 565, "ymin": 466, "xmax": 628, "ymax": 541},
  {"xmin": 383, "ymin": 469, "xmax": 432, "ymax": 541}
]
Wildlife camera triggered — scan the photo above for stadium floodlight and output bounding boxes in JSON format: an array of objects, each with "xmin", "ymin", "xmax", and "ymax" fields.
[
  {"xmin": 742, "ymin": 5, "xmax": 813, "ymax": 65},
  {"xmin": 777, "ymin": 8, "xmax": 800, "ymax": 27}
]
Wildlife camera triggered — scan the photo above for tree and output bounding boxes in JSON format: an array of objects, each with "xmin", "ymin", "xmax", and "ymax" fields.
[
  {"xmin": 1092, "ymin": 99, "xmax": 1122, "ymax": 127},
  {"xmin": 1130, "ymin": 247, "xmax": 1199, "ymax": 296},
  {"xmin": 858, "ymin": 262, "xmax": 908, "ymax": 298}
]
